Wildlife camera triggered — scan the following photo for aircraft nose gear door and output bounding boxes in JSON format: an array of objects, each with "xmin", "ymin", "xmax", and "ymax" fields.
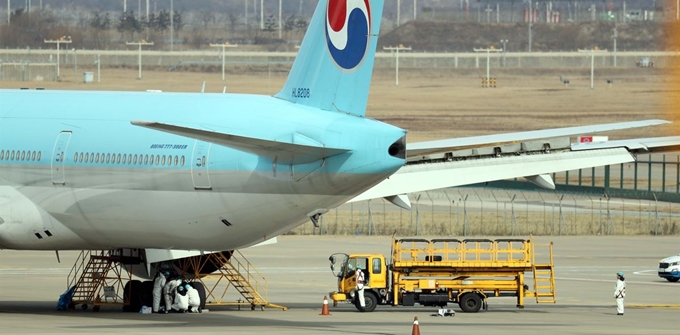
[
  {"xmin": 51, "ymin": 131, "xmax": 72, "ymax": 185},
  {"xmin": 191, "ymin": 140, "xmax": 212, "ymax": 190}
]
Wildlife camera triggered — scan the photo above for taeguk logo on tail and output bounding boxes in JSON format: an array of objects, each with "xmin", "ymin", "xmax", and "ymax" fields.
[{"xmin": 326, "ymin": 0, "xmax": 372, "ymax": 71}]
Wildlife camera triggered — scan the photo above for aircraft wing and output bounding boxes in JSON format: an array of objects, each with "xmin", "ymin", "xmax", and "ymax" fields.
[
  {"xmin": 131, "ymin": 120, "xmax": 349, "ymax": 164},
  {"xmin": 351, "ymin": 135, "xmax": 680, "ymax": 205},
  {"xmin": 406, "ymin": 119, "xmax": 670, "ymax": 157}
]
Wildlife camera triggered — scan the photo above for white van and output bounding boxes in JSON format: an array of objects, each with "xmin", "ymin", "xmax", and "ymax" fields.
[{"xmin": 658, "ymin": 254, "xmax": 680, "ymax": 282}]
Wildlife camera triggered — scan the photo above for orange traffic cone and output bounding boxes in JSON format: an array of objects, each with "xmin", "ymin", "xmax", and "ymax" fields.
[
  {"xmin": 320, "ymin": 296, "xmax": 331, "ymax": 316},
  {"xmin": 411, "ymin": 316, "xmax": 421, "ymax": 335}
]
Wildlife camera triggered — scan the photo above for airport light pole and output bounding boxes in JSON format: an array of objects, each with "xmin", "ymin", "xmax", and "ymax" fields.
[
  {"xmin": 397, "ymin": 0, "xmax": 401, "ymax": 27},
  {"xmin": 210, "ymin": 42, "xmax": 238, "ymax": 81},
  {"xmin": 7, "ymin": 0, "xmax": 9, "ymax": 25},
  {"xmin": 525, "ymin": 0, "xmax": 532, "ymax": 52},
  {"xmin": 473, "ymin": 46, "xmax": 502, "ymax": 85},
  {"xmin": 126, "ymin": 40, "xmax": 154, "ymax": 79},
  {"xmin": 278, "ymin": 0, "xmax": 282, "ymax": 38},
  {"xmin": 44, "ymin": 36, "xmax": 72, "ymax": 80},
  {"xmin": 500, "ymin": 39, "xmax": 508, "ymax": 67},
  {"xmin": 612, "ymin": 23, "xmax": 618, "ymax": 67},
  {"xmin": 383, "ymin": 44, "xmax": 412, "ymax": 86},
  {"xmin": 578, "ymin": 48, "xmax": 607, "ymax": 89}
]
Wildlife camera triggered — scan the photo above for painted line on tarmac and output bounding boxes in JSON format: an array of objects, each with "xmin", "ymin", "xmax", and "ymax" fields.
[
  {"xmin": 555, "ymin": 276, "xmax": 673, "ymax": 286},
  {"xmin": 0, "ymin": 268, "xmax": 70, "ymax": 275},
  {"xmin": 628, "ymin": 304, "xmax": 680, "ymax": 309}
]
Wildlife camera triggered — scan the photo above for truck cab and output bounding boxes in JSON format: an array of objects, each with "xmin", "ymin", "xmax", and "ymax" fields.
[
  {"xmin": 658, "ymin": 254, "xmax": 680, "ymax": 282},
  {"xmin": 328, "ymin": 253, "xmax": 387, "ymax": 312}
]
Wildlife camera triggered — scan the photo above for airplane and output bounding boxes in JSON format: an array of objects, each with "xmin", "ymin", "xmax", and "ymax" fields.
[{"xmin": 1, "ymin": 0, "xmax": 679, "ymax": 311}]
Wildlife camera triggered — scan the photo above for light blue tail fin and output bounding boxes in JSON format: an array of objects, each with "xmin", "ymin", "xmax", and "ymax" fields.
[{"xmin": 275, "ymin": 0, "xmax": 384, "ymax": 117}]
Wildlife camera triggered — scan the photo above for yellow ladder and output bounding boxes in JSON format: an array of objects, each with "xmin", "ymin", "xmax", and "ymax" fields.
[
  {"xmin": 531, "ymin": 241, "xmax": 556, "ymax": 304},
  {"xmin": 181, "ymin": 251, "xmax": 287, "ymax": 311},
  {"xmin": 68, "ymin": 251, "xmax": 114, "ymax": 305}
]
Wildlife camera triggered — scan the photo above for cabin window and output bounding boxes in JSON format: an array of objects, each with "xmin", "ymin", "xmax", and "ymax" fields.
[
  {"xmin": 174, "ymin": 155, "xmax": 178, "ymax": 166},
  {"xmin": 21, "ymin": 151, "xmax": 26, "ymax": 161},
  {"xmin": 79, "ymin": 153, "xmax": 84, "ymax": 163},
  {"xmin": 372, "ymin": 258, "xmax": 382, "ymax": 274},
  {"xmin": 37, "ymin": 151, "xmax": 41, "ymax": 161},
  {"xmin": 180, "ymin": 156, "xmax": 185, "ymax": 166},
  {"xmin": 10, "ymin": 150, "xmax": 15, "ymax": 160},
  {"xmin": 0, "ymin": 150, "xmax": 4, "ymax": 160},
  {"xmin": 144, "ymin": 155, "xmax": 149, "ymax": 165},
  {"xmin": 122, "ymin": 154, "xmax": 127, "ymax": 165}
]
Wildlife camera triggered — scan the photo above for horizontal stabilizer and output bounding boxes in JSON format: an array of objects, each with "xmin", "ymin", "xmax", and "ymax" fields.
[
  {"xmin": 131, "ymin": 120, "xmax": 349, "ymax": 165},
  {"xmin": 407, "ymin": 119, "xmax": 670, "ymax": 157}
]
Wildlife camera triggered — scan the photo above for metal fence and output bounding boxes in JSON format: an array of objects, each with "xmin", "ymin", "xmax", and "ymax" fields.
[
  {"xmin": 0, "ymin": 49, "xmax": 676, "ymax": 82},
  {"xmin": 292, "ymin": 188, "xmax": 679, "ymax": 237},
  {"xmin": 292, "ymin": 154, "xmax": 680, "ymax": 237},
  {"xmin": 0, "ymin": 62, "xmax": 57, "ymax": 82}
]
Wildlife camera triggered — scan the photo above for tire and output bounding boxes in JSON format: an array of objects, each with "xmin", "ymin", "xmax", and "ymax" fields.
[
  {"xmin": 666, "ymin": 277, "xmax": 680, "ymax": 282},
  {"xmin": 141, "ymin": 281, "xmax": 154, "ymax": 308},
  {"xmin": 190, "ymin": 282, "xmax": 207, "ymax": 309},
  {"xmin": 355, "ymin": 291, "xmax": 378, "ymax": 312},
  {"xmin": 123, "ymin": 280, "xmax": 143, "ymax": 313},
  {"xmin": 459, "ymin": 292, "xmax": 483, "ymax": 313}
]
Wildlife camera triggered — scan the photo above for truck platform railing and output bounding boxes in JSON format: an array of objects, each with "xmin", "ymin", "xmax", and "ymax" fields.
[{"xmin": 392, "ymin": 237, "xmax": 541, "ymax": 270}]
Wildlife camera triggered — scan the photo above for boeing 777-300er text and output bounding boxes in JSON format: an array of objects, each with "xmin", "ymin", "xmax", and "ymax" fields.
[{"xmin": 0, "ymin": 0, "xmax": 679, "ymax": 310}]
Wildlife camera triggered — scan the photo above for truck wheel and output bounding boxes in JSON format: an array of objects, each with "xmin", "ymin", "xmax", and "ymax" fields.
[
  {"xmin": 459, "ymin": 292, "xmax": 483, "ymax": 313},
  {"xmin": 666, "ymin": 277, "xmax": 680, "ymax": 282},
  {"xmin": 355, "ymin": 292, "xmax": 378, "ymax": 312}
]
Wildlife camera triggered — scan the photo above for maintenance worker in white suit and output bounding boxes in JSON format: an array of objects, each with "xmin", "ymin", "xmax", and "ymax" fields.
[
  {"xmin": 172, "ymin": 283, "xmax": 189, "ymax": 313},
  {"xmin": 185, "ymin": 283, "xmax": 201, "ymax": 313},
  {"xmin": 614, "ymin": 272, "xmax": 626, "ymax": 315},
  {"xmin": 163, "ymin": 277, "xmax": 183, "ymax": 313},
  {"xmin": 152, "ymin": 270, "xmax": 169, "ymax": 313},
  {"xmin": 356, "ymin": 264, "xmax": 366, "ymax": 310}
]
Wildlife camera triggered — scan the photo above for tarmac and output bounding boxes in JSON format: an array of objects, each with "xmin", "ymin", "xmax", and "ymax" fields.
[{"xmin": 1, "ymin": 235, "xmax": 679, "ymax": 334}]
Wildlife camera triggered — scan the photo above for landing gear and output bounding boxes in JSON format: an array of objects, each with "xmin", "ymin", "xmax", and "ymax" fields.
[{"xmin": 123, "ymin": 280, "xmax": 143, "ymax": 312}]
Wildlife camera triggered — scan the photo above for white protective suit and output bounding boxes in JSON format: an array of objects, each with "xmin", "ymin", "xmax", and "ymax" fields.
[
  {"xmin": 186, "ymin": 284, "xmax": 201, "ymax": 312},
  {"xmin": 172, "ymin": 286, "xmax": 189, "ymax": 312},
  {"xmin": 152, "ymin": 271, "xmax": 168, "ymax": 312},
  {"xmin": 356, "ymin": 268, "xmax": 366, "ymax": 308},
  {"xmin": 614, "ymin": 278, "xmax": 626, "ymax": 315},
  {"xmin": 163, "ymin": 279, "xmax": 182, "ymax": 312}
]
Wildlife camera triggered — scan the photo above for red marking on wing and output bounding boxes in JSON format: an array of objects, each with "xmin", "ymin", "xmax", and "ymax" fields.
[{"xmin": 328, "ymin": 0, "xmax": 347, "ymax": 32}]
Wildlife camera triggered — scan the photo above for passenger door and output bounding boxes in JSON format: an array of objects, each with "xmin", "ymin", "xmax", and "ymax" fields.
[
  {"xmin": 51, "ymin": 131, "xmax": 72, "ymax": 185},
  {"xmin": 191, "ymin": 140, "xmax": 212, "ymax": 189}
]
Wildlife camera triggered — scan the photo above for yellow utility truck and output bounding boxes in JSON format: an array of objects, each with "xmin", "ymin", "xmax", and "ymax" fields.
[{"xmin": 328, "ymin": 237, "xmax": 555, "ymax": 312}]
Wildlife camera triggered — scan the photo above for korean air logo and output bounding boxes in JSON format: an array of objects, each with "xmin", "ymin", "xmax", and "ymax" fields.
[{"xmin": 325, "ymin": 0, "xmax": 372, "ymax": 71}]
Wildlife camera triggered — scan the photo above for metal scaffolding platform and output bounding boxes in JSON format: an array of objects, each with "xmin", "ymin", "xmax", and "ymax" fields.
[{"xmin": 175, "ymin": 250, "xmax": 287, "ymax": 311}]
